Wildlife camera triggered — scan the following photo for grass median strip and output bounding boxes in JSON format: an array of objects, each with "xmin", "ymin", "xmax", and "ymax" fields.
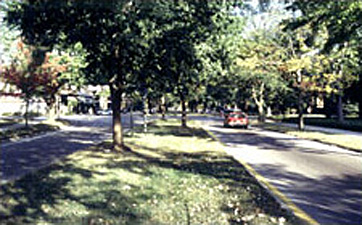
[
  {"xmin": 0, "ymin": 119, "xmax": 18, "ymax": 128},
  {"xmin": 0, "ymin": 119, "xmax": 301, "ymax": 225},
  {"xmin": 0, "ymin": 123, "xmax": 60, "ymax": 142},
  {"xmin": 255, "ymin": 123, "xmax": 362, "ymax": 152},
  {"xmin": 0, "ymin": 119, "xmax": 70, "ymax": 142}
]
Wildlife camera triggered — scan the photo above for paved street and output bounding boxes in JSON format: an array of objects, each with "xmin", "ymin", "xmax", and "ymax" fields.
[
  {"xmin": 199, "ymin": 116, "xmax": 362, "ymax": 225},
  {"xmin": 0, "ymin": 114, "xmax": 138, "ymax": 183}
]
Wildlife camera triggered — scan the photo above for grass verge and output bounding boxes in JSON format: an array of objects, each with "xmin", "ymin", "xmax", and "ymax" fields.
[
  {"xmin": 270, "ymin": 116, "xmax": 362, "ymax": 132},
  {"xmin": 254, "ymin": 123, "xmax": 362, "ymax": 152},
  {"xmin": 0, "ymin": 119, "xmax": 301, "ymax": 225}
]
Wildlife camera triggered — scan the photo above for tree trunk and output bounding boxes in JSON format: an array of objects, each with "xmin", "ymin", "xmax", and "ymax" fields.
[
  {"xmin": 130, "ymin": 101, "xmax": 134, "ymax": 136},
  {"xmin": 181, "ymin": 95, "xmax": 187, "ymax": 127},
  {"xmin": 252, "ymin": 84, "xmax": 265, "ymax": 122},
  {"xmin": 45, "ymin": 95, "xmax": 57, "ymax": 121},
  {"xmin": 110, "ymin": 83, "xmax": 123, "ymax": 151},
  {"xmin": 359, "ymin": 74, "xmax": 362, "ymax": 119},
  {"xmin": 359, "ymin": 99, "xmax": 362, "ymax": 119},
  {"xmin": 56, "ymin": 95, "xmax": 61, "ymax": 119},
  {"xmin": 203, "ymin": 102, "xmax": 207, "ymax": 114},
  {"xmin": 257, "ymin": 103, "xmax": 265, "ymax": 122},
  {"xmin": 161, "ymin": 95, "xmax": 166, "ymax": 120},
  {"xmin": 298, "ymin": 99, "xmax": 305, "ymax": 131},
  {"xmin": 297, "ymin": 88, "xmax": 305, "ymax": 130},
  {"xmin": 47, "ymin": 104, "xmax": 57, "ymax": 121},
  {"xmin": 24, "ymin": 99, "xmax": 30, "ymax": 128},
  {"xmin": 337, "ymin": 93, "xmax": 344, "ymax": 122},
  {"xmin": 147, "ymin": 97, "xmax": 152, "ymax": 114},
  {"xmin": 266, "ymin": 106, "xmax": 272, "ymax": 117},
  {"xmin": 324, "ymin": 94, "xmax": 333, "ymax": 119},
  {"xmin": 336, "ymin": 44, "xmax": 346, "ymax": 122},
  {"xmin": 297, "ymin": 69, "xmax": 305, "ymax": 131},
  {"xmin": 143, "ymin": 89, "xmax": 148, "ymax": 133}
]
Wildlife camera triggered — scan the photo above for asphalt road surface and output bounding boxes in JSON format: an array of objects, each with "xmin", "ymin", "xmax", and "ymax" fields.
[
  {"xmin": 0, "ymin": 114, "xmax": 138, "ymax": 183},
  {"xmin": 197, "ymin": 115, "xmax": 362, "ymax": 225}
]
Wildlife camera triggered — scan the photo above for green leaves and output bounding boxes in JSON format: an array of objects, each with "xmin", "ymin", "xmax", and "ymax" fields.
[{"xmin": 286, "ymin": 0, "xmax": 362, "ymax": 53}]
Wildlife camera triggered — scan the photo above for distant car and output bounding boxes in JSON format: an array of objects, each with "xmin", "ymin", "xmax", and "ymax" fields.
[{"xmin": 224, "ymin": 112, "xmax": 249, "ymax": 128}]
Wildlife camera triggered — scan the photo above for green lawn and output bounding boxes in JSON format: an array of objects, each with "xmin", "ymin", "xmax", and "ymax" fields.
[
  {"xmin": 0, "ymin": 120, "xmax": 301, "ymax": 225},
  {"xmin": 255, "ymin": 123, "xmax": 362, "ymax": 152}
]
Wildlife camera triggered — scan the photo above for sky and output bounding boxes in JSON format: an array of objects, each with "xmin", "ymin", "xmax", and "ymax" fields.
[{"xmin": 237, "ymin": 0, "xmax": 298, "ymax": 38}]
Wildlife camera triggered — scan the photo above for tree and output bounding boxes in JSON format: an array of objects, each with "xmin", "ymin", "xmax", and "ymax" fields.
[
  {"xmin": 148, "ymin": 1, "xmax": 240, "ymax": 127},
  {"xmin": 196, "ymin": 6, "xmax": 245, "ymax": 112},
  {"xmin": 2, "ymin": 41, "xmax": 67, "ymax": 126},
  {"xmin": 37, "ymin": 46, "xmax": 87, "ymax": 118},
  {"xmin": 233, "ymin": 26, "xmax": 288, "ymax": 122},
  {"xmin": 286, "ymin": 0, "xmax": 362, "ymax": 118},
  {"xmin": 6, "ymin": 0, "xmax": 151, "ymax": 150}
]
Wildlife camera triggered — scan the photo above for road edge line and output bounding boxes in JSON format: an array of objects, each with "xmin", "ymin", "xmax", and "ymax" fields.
[{"xmin": 203, "ymin": 127, "xmax": 319, "ymax": 225}]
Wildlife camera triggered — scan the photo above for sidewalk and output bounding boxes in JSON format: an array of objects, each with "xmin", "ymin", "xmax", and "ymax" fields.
[{"xmin": 266, "ymin": 120, "xmax": 362, "ymax": 138}]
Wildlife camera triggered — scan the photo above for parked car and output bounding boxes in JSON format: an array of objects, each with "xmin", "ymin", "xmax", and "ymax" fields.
[{"xmin": 223, "ymin": 112, "xmax": 249, "ymax": 128}]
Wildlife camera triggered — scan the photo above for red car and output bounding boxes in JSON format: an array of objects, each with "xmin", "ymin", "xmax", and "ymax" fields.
[{"xmin": 224, "ymin": 112, "xmax": 249, "ymax": 129}]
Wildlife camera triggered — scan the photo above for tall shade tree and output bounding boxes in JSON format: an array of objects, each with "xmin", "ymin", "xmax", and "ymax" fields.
[
  {"xmin": 233, "ymin": 26, "xmax": 288, "ymax": 122},
  {"xmin": 6, "ymin": 0, "xmax": 162, "ymax": 150},
  {"xmin": 196, "ymin": 6, "xmax": 246, "ymax": 111},
  {"xmin": 146, "ymin": 0, "xmax": 241, "ymax": 127},
  {"xmin": 286, "ymin": 0, "xmax": 362, "ymax": 118}
]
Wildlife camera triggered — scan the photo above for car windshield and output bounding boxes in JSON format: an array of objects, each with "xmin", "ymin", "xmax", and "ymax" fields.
[
  {"xmin": 229, "ymin": 113, "xmax": 244, "ymax": 119},
  {"xmin": 224, "ymin": 109, "xmax": 241, "ymax": 113}
]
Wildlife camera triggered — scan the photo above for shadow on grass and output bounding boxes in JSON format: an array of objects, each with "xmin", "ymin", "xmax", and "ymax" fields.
[
  {"xmin": 0, "ymin": 160, "xmax": 150, "ymax": 224},
  {"xmin": 1, "ymin": 165, "xmax": 74, "ymax": 223}
]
